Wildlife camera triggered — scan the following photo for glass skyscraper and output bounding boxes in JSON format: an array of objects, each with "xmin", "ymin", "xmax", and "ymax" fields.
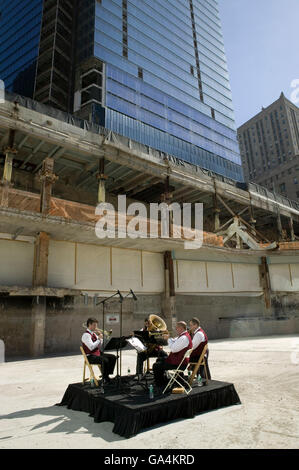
[
  {"xmin": 0, "ymin": 0, "xmax": 243, "ymax": 181},
  {"xmin": 0, "ymin": 0, "xmax": 43, "ymax": 97}
]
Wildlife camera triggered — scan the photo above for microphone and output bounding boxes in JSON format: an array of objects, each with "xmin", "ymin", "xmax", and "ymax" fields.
[
  {"xmin": 130, "ymin": 289, "xmax": 137, "ymax": 301},
  {"xmin": 117, "ymin": 290, "xmax": 123, "ymax": 302}
]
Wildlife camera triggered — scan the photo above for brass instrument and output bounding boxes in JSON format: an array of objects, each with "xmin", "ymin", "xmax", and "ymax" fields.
[
  {"xmin": 82, "ymin": 322, "xmax": 112, "ymax": 338},
  {"xmin": 147, "ymin": 314, "xmax": 169, "ymax": 338},
  {"xmin": 146, "ymin": 314, "xmax": 169, "ymax": 351}
]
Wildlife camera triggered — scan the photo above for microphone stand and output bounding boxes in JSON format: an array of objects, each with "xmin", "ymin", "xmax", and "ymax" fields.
[{"xmin": 96, "ymin": 291, "xmax": 121, "ymax": 394}]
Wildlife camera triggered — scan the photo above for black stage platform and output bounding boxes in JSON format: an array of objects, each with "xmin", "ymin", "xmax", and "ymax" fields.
[{"xmin": 57, "ymin": 376, "xmax": 241, "ymax": 438}]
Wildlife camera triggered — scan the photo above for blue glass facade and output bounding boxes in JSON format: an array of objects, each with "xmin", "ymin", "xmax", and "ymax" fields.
[
  {"xmin": 94, "ymin": 0, "xmax": 243, "ymax": 180},
  {"xmin": 0, "ymin": 0, "xmax": 43, "ymax": 97}
]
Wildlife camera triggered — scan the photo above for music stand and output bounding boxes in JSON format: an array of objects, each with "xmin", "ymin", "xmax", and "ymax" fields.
[
  {"xmin": 97, "ymin": 291, "xmax": 122, "ymax": 393},
  {"xmin": 103, "ymin": 336, "xmax": 131, "ymax": 390}
]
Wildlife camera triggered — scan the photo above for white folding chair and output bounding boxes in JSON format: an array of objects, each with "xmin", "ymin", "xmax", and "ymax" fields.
[{"xmin": 162, "ymin": 348, "xmax": 193, "ymax": 395}]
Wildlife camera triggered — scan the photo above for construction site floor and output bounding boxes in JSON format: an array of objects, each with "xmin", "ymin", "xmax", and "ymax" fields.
[{"xmin": 0, "ymin": 335, "xmax": 298, "ymax": 449}]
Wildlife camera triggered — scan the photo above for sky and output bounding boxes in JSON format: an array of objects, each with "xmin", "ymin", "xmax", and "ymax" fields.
[{"xmin": 218, "ymin": 0, "xmax": 299, "ymax": 128}]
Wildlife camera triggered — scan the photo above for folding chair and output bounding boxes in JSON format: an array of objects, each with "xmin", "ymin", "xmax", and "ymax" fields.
[
  {"xmin": 143, "ymin": 356, "xmax": 154, "ymax": 374},
  {"xmin": 162, "ymin": 348, "xmax": 193, "ymax": 395},
  {"xmin": 80, "ymin": 346, "xmax": 102, "ymax": 387},
  {"xmin": 188, "ymin": 344, "xmax": 209, "ymax": 386}
]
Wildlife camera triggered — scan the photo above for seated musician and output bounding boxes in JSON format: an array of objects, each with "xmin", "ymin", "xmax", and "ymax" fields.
[
  {"xmin": 81, "ymin": 317, "xmax": 117, "ymax": 384},
  {"xmin": 133, "ymin": 317, "xmax": 167, "ymax": 377},
  {"xmin": 189, "ymin": 317, "xmax": 211, "ymax": 382},
  {"xmin": 153, "ymin": 321, "xmax": 192, "ymax": 388}
]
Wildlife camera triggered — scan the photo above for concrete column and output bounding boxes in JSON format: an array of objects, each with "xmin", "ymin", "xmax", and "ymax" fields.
[
  {"xmin": 97, "ymin": 158, "xmax": 108, "ymax": 203},
  {"xmin": 1, "ymin": 140, "xmax": 17, "ymax": 207},
  {"xmin": 288, "ymin": 217, "xmax": 295, "ymax": 242},
  {"xmin": 33, "ymin": 232, "xmax": 50, "ymax": 287},
  {"xmin": 30, "ymin": 296, "xmax": 46, "ymax": 357},
  {"xmin": 259, "ymin": 256, "xmax": 271, "ymax": 313},
  {"xmin": 277, "ymin": 210, "xmax": 284, "ymax": 241},
  {"xmin": 39, "ymin": 157, "xmax": 58, "ymax": 215},
  {"xmin": 162, "ymin": 251, "xmax": 177, "ymax": 333},
  {"xmin": 213, "ymin": 193, "xmax": 220, "ymax": 231},
  {"xmin": 249, "ymin": 203, "xmax": 257, "ymax": 236}
]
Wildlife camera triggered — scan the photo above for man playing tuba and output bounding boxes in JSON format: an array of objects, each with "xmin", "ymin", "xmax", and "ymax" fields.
[{"xmin": 133, "ymin": 317, "xmax": 167, "ymax": 377}]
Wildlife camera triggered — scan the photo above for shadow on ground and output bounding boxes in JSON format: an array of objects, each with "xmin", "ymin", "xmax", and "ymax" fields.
[{"xmin": 0, "ymin": 405, "xmax": 126, "ymax": 443}]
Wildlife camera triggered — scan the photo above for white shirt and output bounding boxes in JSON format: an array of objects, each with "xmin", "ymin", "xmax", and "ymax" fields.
[
  {"xmin": 168, "ymin": 332, "xmax": 190, "ymax": 353},
  {"xmin": 192, "ymin": 327, "xmax": 206, "ymax": 351},
  {"xmin": 81, "ymin": 329, "xmax": 103, "ymax": 352}
]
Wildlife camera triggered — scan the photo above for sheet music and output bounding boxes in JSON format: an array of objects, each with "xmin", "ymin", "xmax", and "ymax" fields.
[{"xmin": 126, "ymin": 337, "xmax": 147, "ymax": 353}]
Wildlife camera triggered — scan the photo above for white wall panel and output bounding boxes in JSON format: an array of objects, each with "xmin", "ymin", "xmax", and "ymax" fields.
[
  {"xmin": 232, "ymin": 263, "xmax": 261, "ymax": 291},
  {"xmin": 0, "ymin": 239, "xmax": 34, "ymax": 286},
  {"xmin": 176, "ymin": 260, "xmax": 206, "ymax": 292},
  {"xmin": 206, "ymin": 262, "xmax": 233, "ymax": 291},
  {"xmin": 269, "ymin": 264, "xmax": 292, "ymax": 292},
  {"xmin": 111, "ymin": 248, "xmax": 141, "ymax": 292},
  {"xmin": 48, "ymin": 241, "xmax": 75, "ymax": 288},
  {"xmin": 142, "ymin": 251, "xmax": 164, "ymax": 292},
  {"xmin": 76, "ymin": 244, "xmax": 111, "ymax": 290}
]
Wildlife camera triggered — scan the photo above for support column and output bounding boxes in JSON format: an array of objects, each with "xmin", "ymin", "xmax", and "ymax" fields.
[
  {"xmin": 97, "ymin": 158, "xmax": 108, "ymax": 203},
  {"xmin": 1, "ymin": 130, "xmax": 17, "ymax": 207},
  {"xmin": 39, "ymin": 157, "xmax": 58, "ymax": 215},
  {"xmin": 288, "ymin": 217, "xmax": 295, "ymax": 242},
  {"xmin": 31, "ymin": 232, "xmax": 49, "ymax": 357},
  {"xmin": 259, "ymin": 256, "xmax": 271, "ymax": 312},
  {"xmin": 248, "ymin": 197, "xmax": 257, "ymax": 236},
  {"xmin": 213, "ymin": 195, "xmax": 220, "ymax": 232},
  {"xmin": 277, "ymin": 209, "xmax": 284, "ymax": 241},
  {"xmin": 161, "ymin": 176, "xmax": 173, "ymax": 236},
  {"xmin": 162, "ymin": 251, "xmax": 177, "ymax": 333},
  {"xmin": 30, "ymin": 295, "xmax": 46, "ymax": 357},
  {"xmin": 33, "ymin": 232, "xmax": 50, "ymax": 287}
]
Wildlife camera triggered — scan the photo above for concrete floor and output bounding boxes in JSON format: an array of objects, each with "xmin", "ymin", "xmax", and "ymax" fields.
[{"xmin": 0, "ymin": 334, "xmax": 299, "ymax": 449}]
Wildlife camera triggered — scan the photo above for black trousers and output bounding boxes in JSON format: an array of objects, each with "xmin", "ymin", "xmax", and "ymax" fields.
[
  {"xmin": 189, "ymin": 356, "xmax": 211, "ymax": 380},
  {"xmin": 87, "ymin": 353, "xmax": 116, "ymax": 379},
  {"xmin": 136, "ymin": 349, "xmax": 168, "ymax": 375},
  {"xmin": 153, "ymin": 357, "xmax": 187, "ymax": 387}
]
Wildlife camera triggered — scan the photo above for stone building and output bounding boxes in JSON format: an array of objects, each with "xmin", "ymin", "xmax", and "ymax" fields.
[{"xmin": 238, "ymin": 93, "xmax": 299, "ymax": 200}]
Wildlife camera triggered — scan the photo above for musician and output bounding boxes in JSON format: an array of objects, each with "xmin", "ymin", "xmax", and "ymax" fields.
[
  {"xmin": 133, "ymin": 317, "xmax": 167, "ymax": 376},
  {"xmin": 81, "ymin": 317, "xmax": 117, "ymax": 384},
  {"xmin": 153, "ymin": 321, "xmax": 192, "ymax": 388},
  {"xmin": 189, "ymin": 317, "xmax": 211, "ymax": 382}
]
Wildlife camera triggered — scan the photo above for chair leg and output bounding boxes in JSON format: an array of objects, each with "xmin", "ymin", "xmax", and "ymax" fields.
[
  {"xmin": 87, "ymin": 362, "xmax": 99, "ymax": 387},
  {"xmin": 83, "ymin": 362, "xmax": 86, "ymax": 384},
  {"xmin": 204, "ymin": 360, "xmax": 208, "ymax": 385}
]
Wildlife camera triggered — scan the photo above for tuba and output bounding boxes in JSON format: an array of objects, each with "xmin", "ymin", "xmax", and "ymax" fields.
[{"xmin": 147, "ymin": 314, "xmax": 169, "ymax": 339}]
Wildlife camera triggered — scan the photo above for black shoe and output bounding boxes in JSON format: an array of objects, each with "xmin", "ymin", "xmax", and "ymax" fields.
[{"xmin": 103, "ymin": 377, "xmax": 111, "ymax": 384}]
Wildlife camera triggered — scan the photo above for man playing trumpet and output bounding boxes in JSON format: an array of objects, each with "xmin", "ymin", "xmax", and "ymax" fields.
[
  {"xmin": 153, "ymin": 321, "xmax": 192, "ymax": 388},
  {"xmin": 81, "ymin": 317, "xmax": 117, "ymax": 384}
]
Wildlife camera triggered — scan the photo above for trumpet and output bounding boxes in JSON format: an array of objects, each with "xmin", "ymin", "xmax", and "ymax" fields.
[{"xmin": 82, "ymin": 323, "xmax": 112, "ymax": 338}]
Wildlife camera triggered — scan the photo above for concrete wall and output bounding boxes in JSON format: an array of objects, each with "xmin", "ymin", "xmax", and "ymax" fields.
[
  {"xmin": 47, "ymin": 241, "xmax": 164, "ymax": 294},
  {"xmin": 0, "ymin": 237, "xmax": 34, "ymax": 286},
  {"xmin": 1, "ymin": 235, "xmax": 299, "ymax": 358},
  {"xmin": 0, "ymin": 294, "xmax": 162, "ymax": 357}
]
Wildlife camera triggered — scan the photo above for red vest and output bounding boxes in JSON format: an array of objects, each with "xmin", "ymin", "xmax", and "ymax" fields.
[
  {"xmin": 190, "ymin": 327, "xmax": 208, "ymax": 360},
  {"xmin": 166, "ymin": 331, "xmax": 192, "ymax": 366},
  {"xmin": 82, "ymin": 330, "xmax": 100, "ymax": 356}
]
